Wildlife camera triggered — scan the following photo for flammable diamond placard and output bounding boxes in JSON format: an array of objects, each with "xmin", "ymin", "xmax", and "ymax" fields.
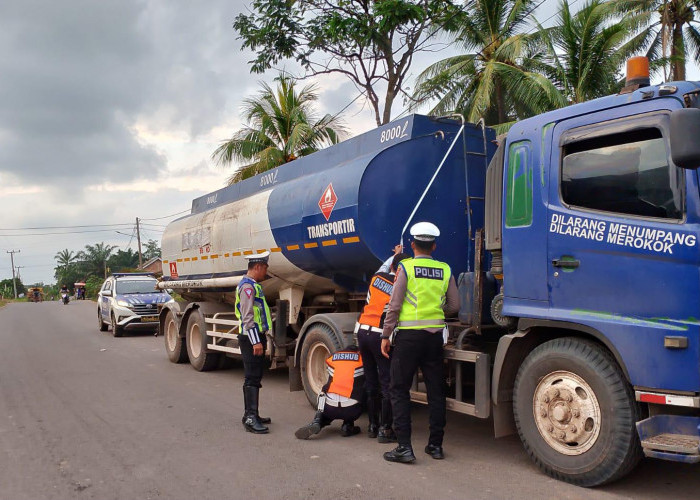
[{"xmin": 318, "ymin": 183, "xmax": 337, "ymax": 221}]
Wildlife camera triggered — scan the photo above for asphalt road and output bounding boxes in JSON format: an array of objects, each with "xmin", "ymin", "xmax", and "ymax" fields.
[{"xmin": 0, "ymin": 301, "xmax": 697, "ymax": 500}]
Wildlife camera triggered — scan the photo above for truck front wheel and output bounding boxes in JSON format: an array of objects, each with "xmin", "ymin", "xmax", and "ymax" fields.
[
  {"xmin": 513, "ymin": 337, "xmax": 641, "ymax": 487},
  {"xmin": 299, "ymin": 324, "xmax": 341, "ymax": 407},
  {"xmin": 186, "ymin": 310, "xmax": 220, "ymax": 372},
  {"xmin": 164, "ymin": 310, "xmax": 188, "ymax": 364}
]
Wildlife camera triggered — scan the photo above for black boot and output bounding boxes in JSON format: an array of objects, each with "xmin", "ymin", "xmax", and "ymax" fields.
[
  {"xmin": 366, "ymin": 391, "xmax": 379, "ymax": 438},
  {"xmin": 241, "ymin": 388, "xmax": 271, "ymax": 425},
  {"xmin": 341, "ymin": 420, "xmax": 361, "ymax": 437},
  {"xmin": 295, "ymin": 410, "xmax": 325, "ymax": 440},
  {"xmin": 377, "ymin": 398, "xmax": 397, "ymax": 443},
  {"xmin": 242, "ymin": 386, "xmax": 269, "ymax": 434}
]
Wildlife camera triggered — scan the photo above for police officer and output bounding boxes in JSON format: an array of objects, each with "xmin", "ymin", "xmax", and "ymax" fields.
[
  {"xmin": 380, "ymin": 222, "xmax": 459, "ymax": 462},
  {"xmin": 235, "ymin": 251, "xmax": 273, "ymax": 434},
  {"xmin": 356, "ymin": 251, "xmax": 409, "ymax": 442},
  {"xmin": 295, "ymin": 346, "xmax": 366, "ymax": 439}
]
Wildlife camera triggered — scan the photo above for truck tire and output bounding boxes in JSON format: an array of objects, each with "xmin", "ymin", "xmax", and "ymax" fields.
[
  {"xmin": 300, "ymin": 324, "xmax": 341, "ymax": 407},
  {"xmin": 513, "ymin": 337, "xmax": 642, "ymax": 487},
  {"xmin": 164, "ymin": 310, "xmax": 188, "ymax": 364},
  {"xmin": 97, "ymin": 308, "xmax": 108, "ymax": 332},
  {"xmin": 111, "ymin": 313, "xmax": 124, "ymax": 337},
  {"xmin": 186, "ymin": 310, "xmax": 220, "ymax": 372}
]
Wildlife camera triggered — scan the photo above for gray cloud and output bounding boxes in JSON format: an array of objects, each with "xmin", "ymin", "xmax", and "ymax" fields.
[{"xmin": 0, "ymin": 0, "xmax": 256, "ymax": 190}]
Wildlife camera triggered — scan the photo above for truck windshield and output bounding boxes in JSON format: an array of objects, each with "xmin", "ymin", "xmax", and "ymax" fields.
[{"xmin": 116, "ymin": 279, "xmax": 159, "ymax": 294}]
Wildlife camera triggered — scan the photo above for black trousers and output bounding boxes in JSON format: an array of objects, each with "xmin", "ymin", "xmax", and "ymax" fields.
[
  {"xmin": 389, "ymin": 329, "xmax": 446, "ymax": 447},
  {"xmin": 322, "ymin": 402, "xmax": 363, "ymax": 424},
  {"xmin": 357, "ymin": 329, "xmax": 391, "ymax": 397},
  {"xmin": 239, "ymin": 334, "xmax": 267, "ymax": 388}
]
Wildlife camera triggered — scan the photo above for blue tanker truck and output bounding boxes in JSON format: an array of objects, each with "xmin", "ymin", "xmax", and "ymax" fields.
[{"xmin": 157, "ymin": 65, "xmax": 700, "ymax": 486}]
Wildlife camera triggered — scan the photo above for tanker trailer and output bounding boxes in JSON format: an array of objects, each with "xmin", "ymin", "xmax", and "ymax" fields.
[{"xmin": 158, "ymin": 113, "xmax": 496, "ymax": 406}]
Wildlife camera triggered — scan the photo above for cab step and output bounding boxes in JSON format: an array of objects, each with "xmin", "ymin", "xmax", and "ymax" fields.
[{"xmin": 636, "ymin": 415, "xmax": 700, "ymax": 463}]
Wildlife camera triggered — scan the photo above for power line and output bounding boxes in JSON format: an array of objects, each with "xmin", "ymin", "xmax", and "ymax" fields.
[
  {"xmin": 0, "ymin": 223, "xmax": 134, "ymax": 231},
  {"xmin": 140, "ymin": 209, "xmax": 190, "ymax": 221},
  {"xmin": 0, "ymin": 229, "xmax": 138, "ymax": 237}
]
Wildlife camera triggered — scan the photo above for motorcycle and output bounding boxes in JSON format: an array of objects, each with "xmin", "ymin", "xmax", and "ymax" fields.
[{"xmin": 61, "ymin": 292, "xmax": 69, "ymax": 305}]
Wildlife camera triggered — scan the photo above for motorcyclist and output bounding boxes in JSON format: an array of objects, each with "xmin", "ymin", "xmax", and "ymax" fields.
[{"xmin": 60, "ymin": 285, "xmax": 69, "ymax": 304}]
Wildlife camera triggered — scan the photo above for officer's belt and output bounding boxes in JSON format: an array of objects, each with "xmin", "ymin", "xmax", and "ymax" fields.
[
  {"xmin": 397, "ymin": 319, "xmax": 446, "ymax": 328},
  {"xmin": 354, "ymin": 322, "xmax": 382, "ymax": 334},
  {"xmin": 324, "ymin": 397, "xmax": 359, "ymax": 408}
]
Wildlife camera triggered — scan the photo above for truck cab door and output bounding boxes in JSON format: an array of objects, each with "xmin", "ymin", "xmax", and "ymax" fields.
[{"xmin": 546, "ymin": 107, "xmax": 700, "ymax": 392}]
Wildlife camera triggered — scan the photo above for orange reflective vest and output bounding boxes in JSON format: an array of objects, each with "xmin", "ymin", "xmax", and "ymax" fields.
[
  {"xmin": 357, "ymin": 272, "xmax": 394, "ymax": 330},
  {"xmin": 324, "ymin": 349, "xmax": 365, "ymax": 399}
]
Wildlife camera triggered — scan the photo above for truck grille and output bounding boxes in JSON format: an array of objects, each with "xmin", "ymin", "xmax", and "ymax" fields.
[{"xmin": 132, "ymin": 304, "xmax": 159, "ymax": 316}]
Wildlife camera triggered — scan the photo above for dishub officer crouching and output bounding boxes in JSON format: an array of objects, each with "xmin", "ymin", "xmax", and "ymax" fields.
[
  {"xmin": 295, "ymin": 346, "xmax": 366, "ymax": 439},
  {"xmin": 234, "ymin": 251, "xmax": 273, "ymax": 434}
]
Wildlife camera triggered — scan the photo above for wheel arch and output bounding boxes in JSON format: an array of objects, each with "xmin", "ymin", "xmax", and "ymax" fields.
[
  {"xmin": 491, "ymin": 319, "xmax": 632, "ymax": 438},
  {"xmin": 293, "ymin": 313, "xmax": 358, "ymax": 367}
]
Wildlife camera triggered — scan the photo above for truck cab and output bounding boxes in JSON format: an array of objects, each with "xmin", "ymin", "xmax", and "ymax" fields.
[{"xmin": 486, "ymin": 76, "xmax": 700, "ymax": 485}]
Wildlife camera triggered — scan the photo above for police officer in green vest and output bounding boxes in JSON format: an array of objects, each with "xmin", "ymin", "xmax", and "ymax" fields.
[
  {"xmin": 235, "ymin": 251, "xmax": 273, "ymax": 434},
  {"xmin": 380, "ymin": 222, "xmax": 459, "ymax": 462}
]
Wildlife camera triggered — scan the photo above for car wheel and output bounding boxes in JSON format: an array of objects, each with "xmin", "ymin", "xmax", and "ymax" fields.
[
  {"xmin": 98, "ymin": 308, "xmax": 108, "ymax": 332},
  {"xmin": 111, "ymin": 312, "xmax": 124, "ymax": 338}
]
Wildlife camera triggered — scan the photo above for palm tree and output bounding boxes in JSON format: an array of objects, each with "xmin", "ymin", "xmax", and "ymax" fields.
[
  {"xmin": 536, "ymin": 0, "xmax": 649, "ymax": 104},
  {"xmin": 615, "ymin": 0, "xmax": 700, "ymax": 81},
  {"xmin": 78, "ymin": 242, "xmax": 117, "ymax": 278},
  {"xmin": 411, "ymin": 0, "xmax": 565, "ymax": 126},
  {"xmin": 54, "ymin": 249, "xmax": 76, "ymax": 269},
  {"xmin": 212, "ymin": 74, "xmax": 346, "ymax": 185}
]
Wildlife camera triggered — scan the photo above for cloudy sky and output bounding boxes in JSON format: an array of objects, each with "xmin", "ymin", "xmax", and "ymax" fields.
[
  {"xmin": 0, "ymin": 0, "xmax": 382, "ymax": 286},
  {"xmin": 1, "ymin": 0, "xmax": 697, "ymax": 287}
]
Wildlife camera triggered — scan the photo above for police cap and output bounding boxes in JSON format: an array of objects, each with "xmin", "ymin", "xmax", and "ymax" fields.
[
  {"xmin": 410, "ymin": 222, "xmax": 440, "ymax": 242},
  {"xmin": 244, "ymin": 251, "xmax": 270, "ymax": 265}
]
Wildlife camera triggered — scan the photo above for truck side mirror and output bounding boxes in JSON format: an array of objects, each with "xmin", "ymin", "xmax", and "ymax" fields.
[{"xmin": 670, "ymin": 108, "xmax": 700, "ymax": 169}]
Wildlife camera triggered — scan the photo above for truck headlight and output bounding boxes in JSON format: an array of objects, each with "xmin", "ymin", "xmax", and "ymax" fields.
[{"xmin": 116, "ymin": 300, "xmax": 131, "ymax": 307}]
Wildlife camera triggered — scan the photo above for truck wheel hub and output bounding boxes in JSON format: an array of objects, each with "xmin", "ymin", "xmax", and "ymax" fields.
[{"xmin": 533, "ymin": 370, "xmax": 601, "ymax": 455}]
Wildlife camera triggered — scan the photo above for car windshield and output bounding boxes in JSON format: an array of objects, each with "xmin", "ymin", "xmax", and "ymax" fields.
[{"xmin": 115, "ymin": 279, "xmax": 159, "ymax": 294}]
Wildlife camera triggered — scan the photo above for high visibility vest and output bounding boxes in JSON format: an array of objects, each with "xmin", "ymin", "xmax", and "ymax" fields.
[
  {"xmin": 234, "ymin": 276, "xmax": 272, "ymax": 336},
  {"xmin": 325, "ymin": 350, "xmax": 364, "ymax": 399},
  {"xmin": 357, "ymin": 272, "xmax": 394, "ymax": 331},
  {"xmin": 397, "ymin": 258, "xmax": 451, "ymax": 330}
]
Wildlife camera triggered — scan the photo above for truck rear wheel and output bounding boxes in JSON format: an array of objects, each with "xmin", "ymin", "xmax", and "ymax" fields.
[
  {"xmin": 164, "ymin": 310, "xmax": 188, "ymax": 364},
  {"xmin": 186, "ymin": 310, "xmax": 220, "ymax": 372},
  {"xmin": 513, "ymin": 337, "xmax": 641, "ymax": 487},
  {"xmin": 300, "ymin": 324, "xmax": 341, "ymax": 407}
]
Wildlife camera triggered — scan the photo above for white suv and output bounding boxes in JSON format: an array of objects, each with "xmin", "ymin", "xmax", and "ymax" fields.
[{"xmin": 97, "ymin": 273, "xmax": 172, "ymax": 337}]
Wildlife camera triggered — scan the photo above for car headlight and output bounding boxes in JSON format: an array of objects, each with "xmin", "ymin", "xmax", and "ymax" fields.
[{"xmin": 116, "ymin": 300, "xmax": 131, "ymax": 308}]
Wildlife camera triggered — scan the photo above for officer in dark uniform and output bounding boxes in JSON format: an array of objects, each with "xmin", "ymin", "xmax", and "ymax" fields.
[
  {"xmin": 295, "ymin": 346, "xmax": 366, "ymax": 439},
  {"xmin": 381, "ymin": 222, "xmax": 459, "ymax": 462},
  {"xmin": 235, "ymin": 251, "xmax": 273, "ymax": 434},
  {"xmin": 356, "ymin": 252, "xmax": 409, "ymax": 442}
]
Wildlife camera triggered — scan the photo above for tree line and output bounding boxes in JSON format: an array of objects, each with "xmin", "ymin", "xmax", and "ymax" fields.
[
  {"xmin": 53, "ymin": 240, "xmax": 160, "ymax": 297},
  {"xmin": 214, "ymin": 0, "xmax": 700, "ymax": 182}
]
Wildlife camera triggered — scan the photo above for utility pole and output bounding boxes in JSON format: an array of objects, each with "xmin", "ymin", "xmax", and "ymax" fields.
[
  {"xmin": 136, "ymin": 217, "xmax": 143, "ymax": 268},
  {"xmin": 6, "ymin": 250, "xmax": 20, "ymax": 299},
  {"xmin": 15, "ymin": 266, "xmax": 24, "ymax": 282}
]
